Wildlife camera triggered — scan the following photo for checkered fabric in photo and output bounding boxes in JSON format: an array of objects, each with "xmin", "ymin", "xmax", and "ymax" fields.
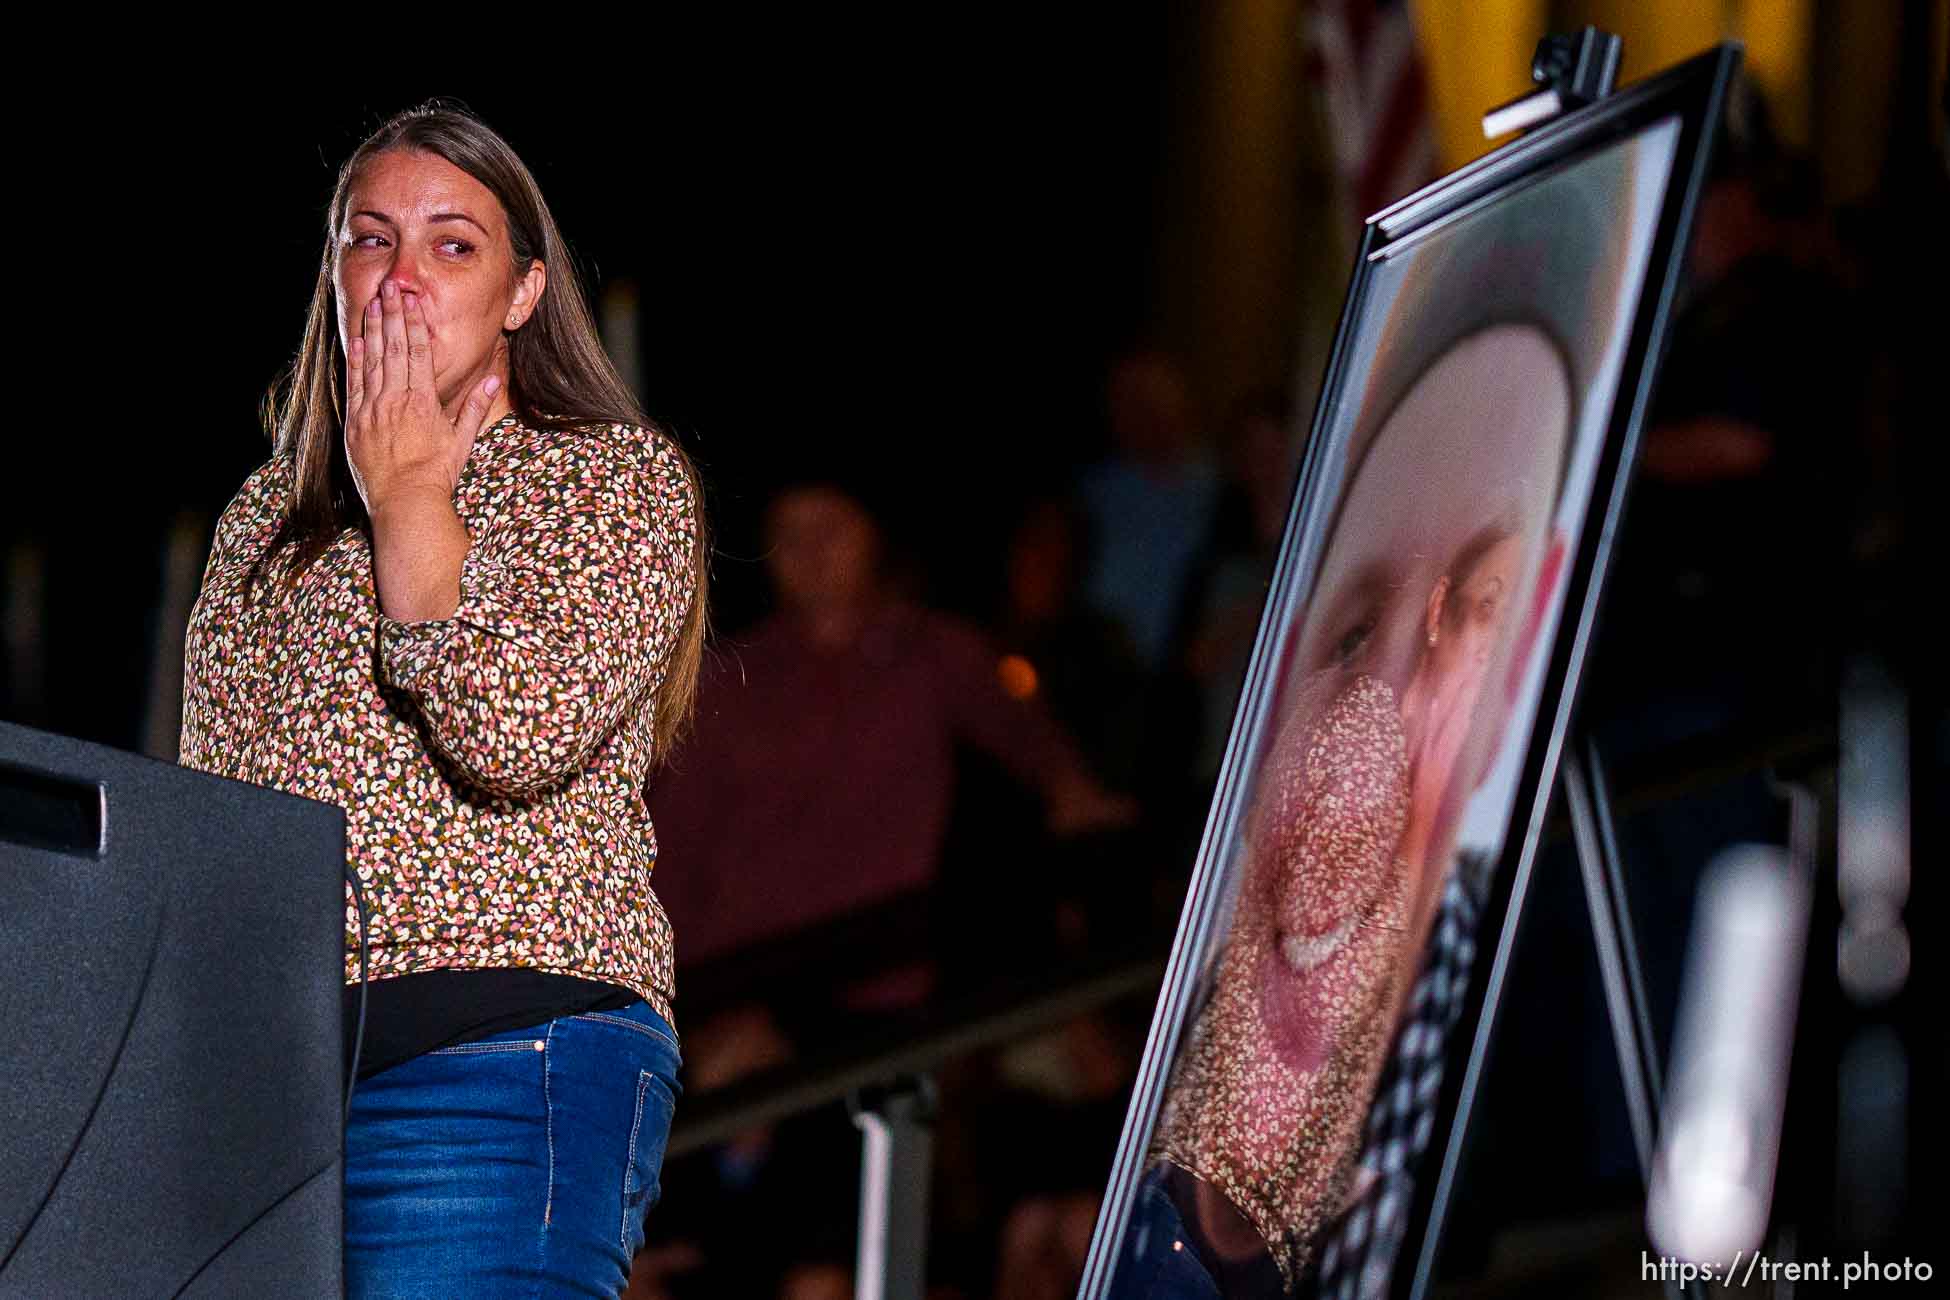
[{"xmin": 1307, "ymin": 851, "xmax": 1490, "ymax": 1299}]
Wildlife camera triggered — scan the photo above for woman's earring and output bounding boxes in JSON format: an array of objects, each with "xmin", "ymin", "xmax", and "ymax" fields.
[{"xmin": 1428, "ymin": 626, "xmax": 1439, "ymax": 648}]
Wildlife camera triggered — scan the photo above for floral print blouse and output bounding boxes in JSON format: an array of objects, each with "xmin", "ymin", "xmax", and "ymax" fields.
[{"xmin": 179, "ymin": 414, "xmax": 700, "ymax": 1023}]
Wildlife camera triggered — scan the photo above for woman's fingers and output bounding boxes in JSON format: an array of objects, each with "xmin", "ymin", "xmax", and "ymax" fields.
[
  {"xmin": 346, "ymin": 336, "xmax": 365, "ymax": 418},
  {"xmin": 403, "ymin": 292, "xmax": 433, "ymax": 394},
  {"xmin": 442, "ymin": 373, "xmax": 500, "ymax": 490},
  {"xmin": 454, "ymin": 372, "xmax": 502, "ymax": 443},
  {"xmin": 348, "ymin": 284, "xmax": 500, "ymax": 502},
  {"xmin": 378, "ymin": 282, "xmax": 407, "ymax": 394},
  {"xmin": 361, "ymin": 296, "xmax": 384, "ymax": 402}
]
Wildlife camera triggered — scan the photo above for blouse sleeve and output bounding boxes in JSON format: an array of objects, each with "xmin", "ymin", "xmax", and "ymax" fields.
[
  {"xmin": 179, "ymin": 457, "xmax": 289, "ymax": 773},
  {"xmin": 374, "ymin": 425, "xmax": 699, "ymax": 801}
]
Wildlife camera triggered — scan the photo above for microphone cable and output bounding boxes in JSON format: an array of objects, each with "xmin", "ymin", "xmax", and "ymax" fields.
[{"xmin": 343, "ymin": 864, "xmax": 371, "ymax": 1128}]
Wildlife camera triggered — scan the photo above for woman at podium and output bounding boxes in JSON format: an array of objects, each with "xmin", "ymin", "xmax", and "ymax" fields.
[{"xmin": 178, "ymin": 101, "xmax": 708, "ymax": 1298}]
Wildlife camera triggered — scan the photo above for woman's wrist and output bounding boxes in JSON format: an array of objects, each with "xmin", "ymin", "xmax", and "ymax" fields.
[
  {"xmin": 370, "ymin": 490, "xmax": 472, "ymax": 623},
  {"xmin": 367, "ymin": 481, "xmax": 457, "ymax": 529}
]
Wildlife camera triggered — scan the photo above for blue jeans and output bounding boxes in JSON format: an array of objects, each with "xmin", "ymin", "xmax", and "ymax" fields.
[{"xmin": 344, "ymin": 1000, "xmax": 682, "ymax": 1298}]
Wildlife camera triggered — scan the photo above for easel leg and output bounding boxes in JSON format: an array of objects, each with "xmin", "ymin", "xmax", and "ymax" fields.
[
  {"xmin": 1562, "ymin": 735, "xmax": 1704, "ymax": 1300},
  {"xmin": 850, "ymin": 1074, "xmax": 935, "ymax": 1300},
  {"xmin": 1562, "ymin": 737, "xmax": 1663, "ymax": 1172}
]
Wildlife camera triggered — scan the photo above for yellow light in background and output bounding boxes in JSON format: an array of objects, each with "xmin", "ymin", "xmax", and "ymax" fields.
[
  {"xmin": 1573, "ymin": 0, "xmax": 1725, "ymax": 85},
  {"xmin": 1188, "ymin": 0, "xmax": 1305, "ymax": 447},
  {"xmin": 1737, "ymin": 0, "xmax": 1814, "ymax": 149},
  {"xmin": 997, "ymin": 654, "xmax": 1039, "ymax": 702},
  {"xmin": 1415, "ymin": 1, "xmax": 1824, "ymax": 171},
  {"xmin": 1412, "ymin": 0, "xmax": 1548, "ymax": 171}
]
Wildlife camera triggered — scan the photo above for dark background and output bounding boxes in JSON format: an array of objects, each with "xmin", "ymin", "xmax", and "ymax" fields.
[{"xmin": 5, "ymin": 12, "xmax": 1940, "ymax": 1295}]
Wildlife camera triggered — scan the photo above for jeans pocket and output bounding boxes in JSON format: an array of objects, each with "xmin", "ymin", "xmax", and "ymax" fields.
[{"xmin": 621, "ymin": 1068, "xmax": 676, "ymax": 1254}]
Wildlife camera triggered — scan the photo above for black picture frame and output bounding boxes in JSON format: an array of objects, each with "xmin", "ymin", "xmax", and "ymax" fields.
[{"xmin": 1079, "ymin": 43, "xmax": 1741, "ymax": 1300}]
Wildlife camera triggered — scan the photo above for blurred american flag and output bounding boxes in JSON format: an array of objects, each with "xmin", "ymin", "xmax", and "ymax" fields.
[{"xmin": 1305, "ymin": 0, "xmax": 1440, "ymax": 230}]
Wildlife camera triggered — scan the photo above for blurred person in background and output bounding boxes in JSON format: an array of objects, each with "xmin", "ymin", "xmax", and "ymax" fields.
[
  {"xmin": 1076, "ymin": 350, "xmax": 1224, "ymax": 678},
  {"xmin": 1182, "ymin": 388, "xmax": 1304, "ymax": 785},
  {"xmin": 995, "ymin": 497, "xmax": 1149, "ymax": 798},
  {"xmin": 1073, "ymin": 349, "xmax": 1221, "ymax": 821},
  {"xmin": 623, "ymin": 1000, "xmax": 854, "ymax": 1300},
  {"xmin": 637, "ymin": 481, "xmax": 1133, "ymax": 1297},
  {"xmin": 649, "ymin": 480, "xmax": 1134, "ymax": 985},
  {"xmin": 942, "ymin": 497, "xmax": 1158, "ymax": 967},
  {"xmin": 980, "ymin": 1006, "xmax": 1148, "ymax": 1300},
  {"xmin": 1591, "ymin": 80, "xmax": 1863, "ymax": 753}
]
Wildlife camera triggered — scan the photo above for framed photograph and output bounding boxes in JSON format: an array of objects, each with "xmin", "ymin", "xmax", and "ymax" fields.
[{"xmin": 1081, "ymin": 45, "xmax": 1741, "ymax": 1300}]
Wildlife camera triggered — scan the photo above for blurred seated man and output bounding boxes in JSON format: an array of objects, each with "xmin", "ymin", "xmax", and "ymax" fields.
[
  {"xmin": 635, "ymin": 482, "xmax": 1134, "ymax": 1298},
  {"xmin": 648, "ymin": 481, "xmax": 1133, "ymax": 1000}
]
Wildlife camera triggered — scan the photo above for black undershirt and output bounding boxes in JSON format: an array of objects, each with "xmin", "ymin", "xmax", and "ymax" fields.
[{"xmin": 344, "ymin": 968, "xmax": 637, "ymax": 1080}]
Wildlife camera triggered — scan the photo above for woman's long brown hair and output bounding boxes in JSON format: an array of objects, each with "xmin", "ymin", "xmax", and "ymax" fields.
[{"xmin": 260, "ymin": 101, "xmax": 709, "ymax": 761}]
